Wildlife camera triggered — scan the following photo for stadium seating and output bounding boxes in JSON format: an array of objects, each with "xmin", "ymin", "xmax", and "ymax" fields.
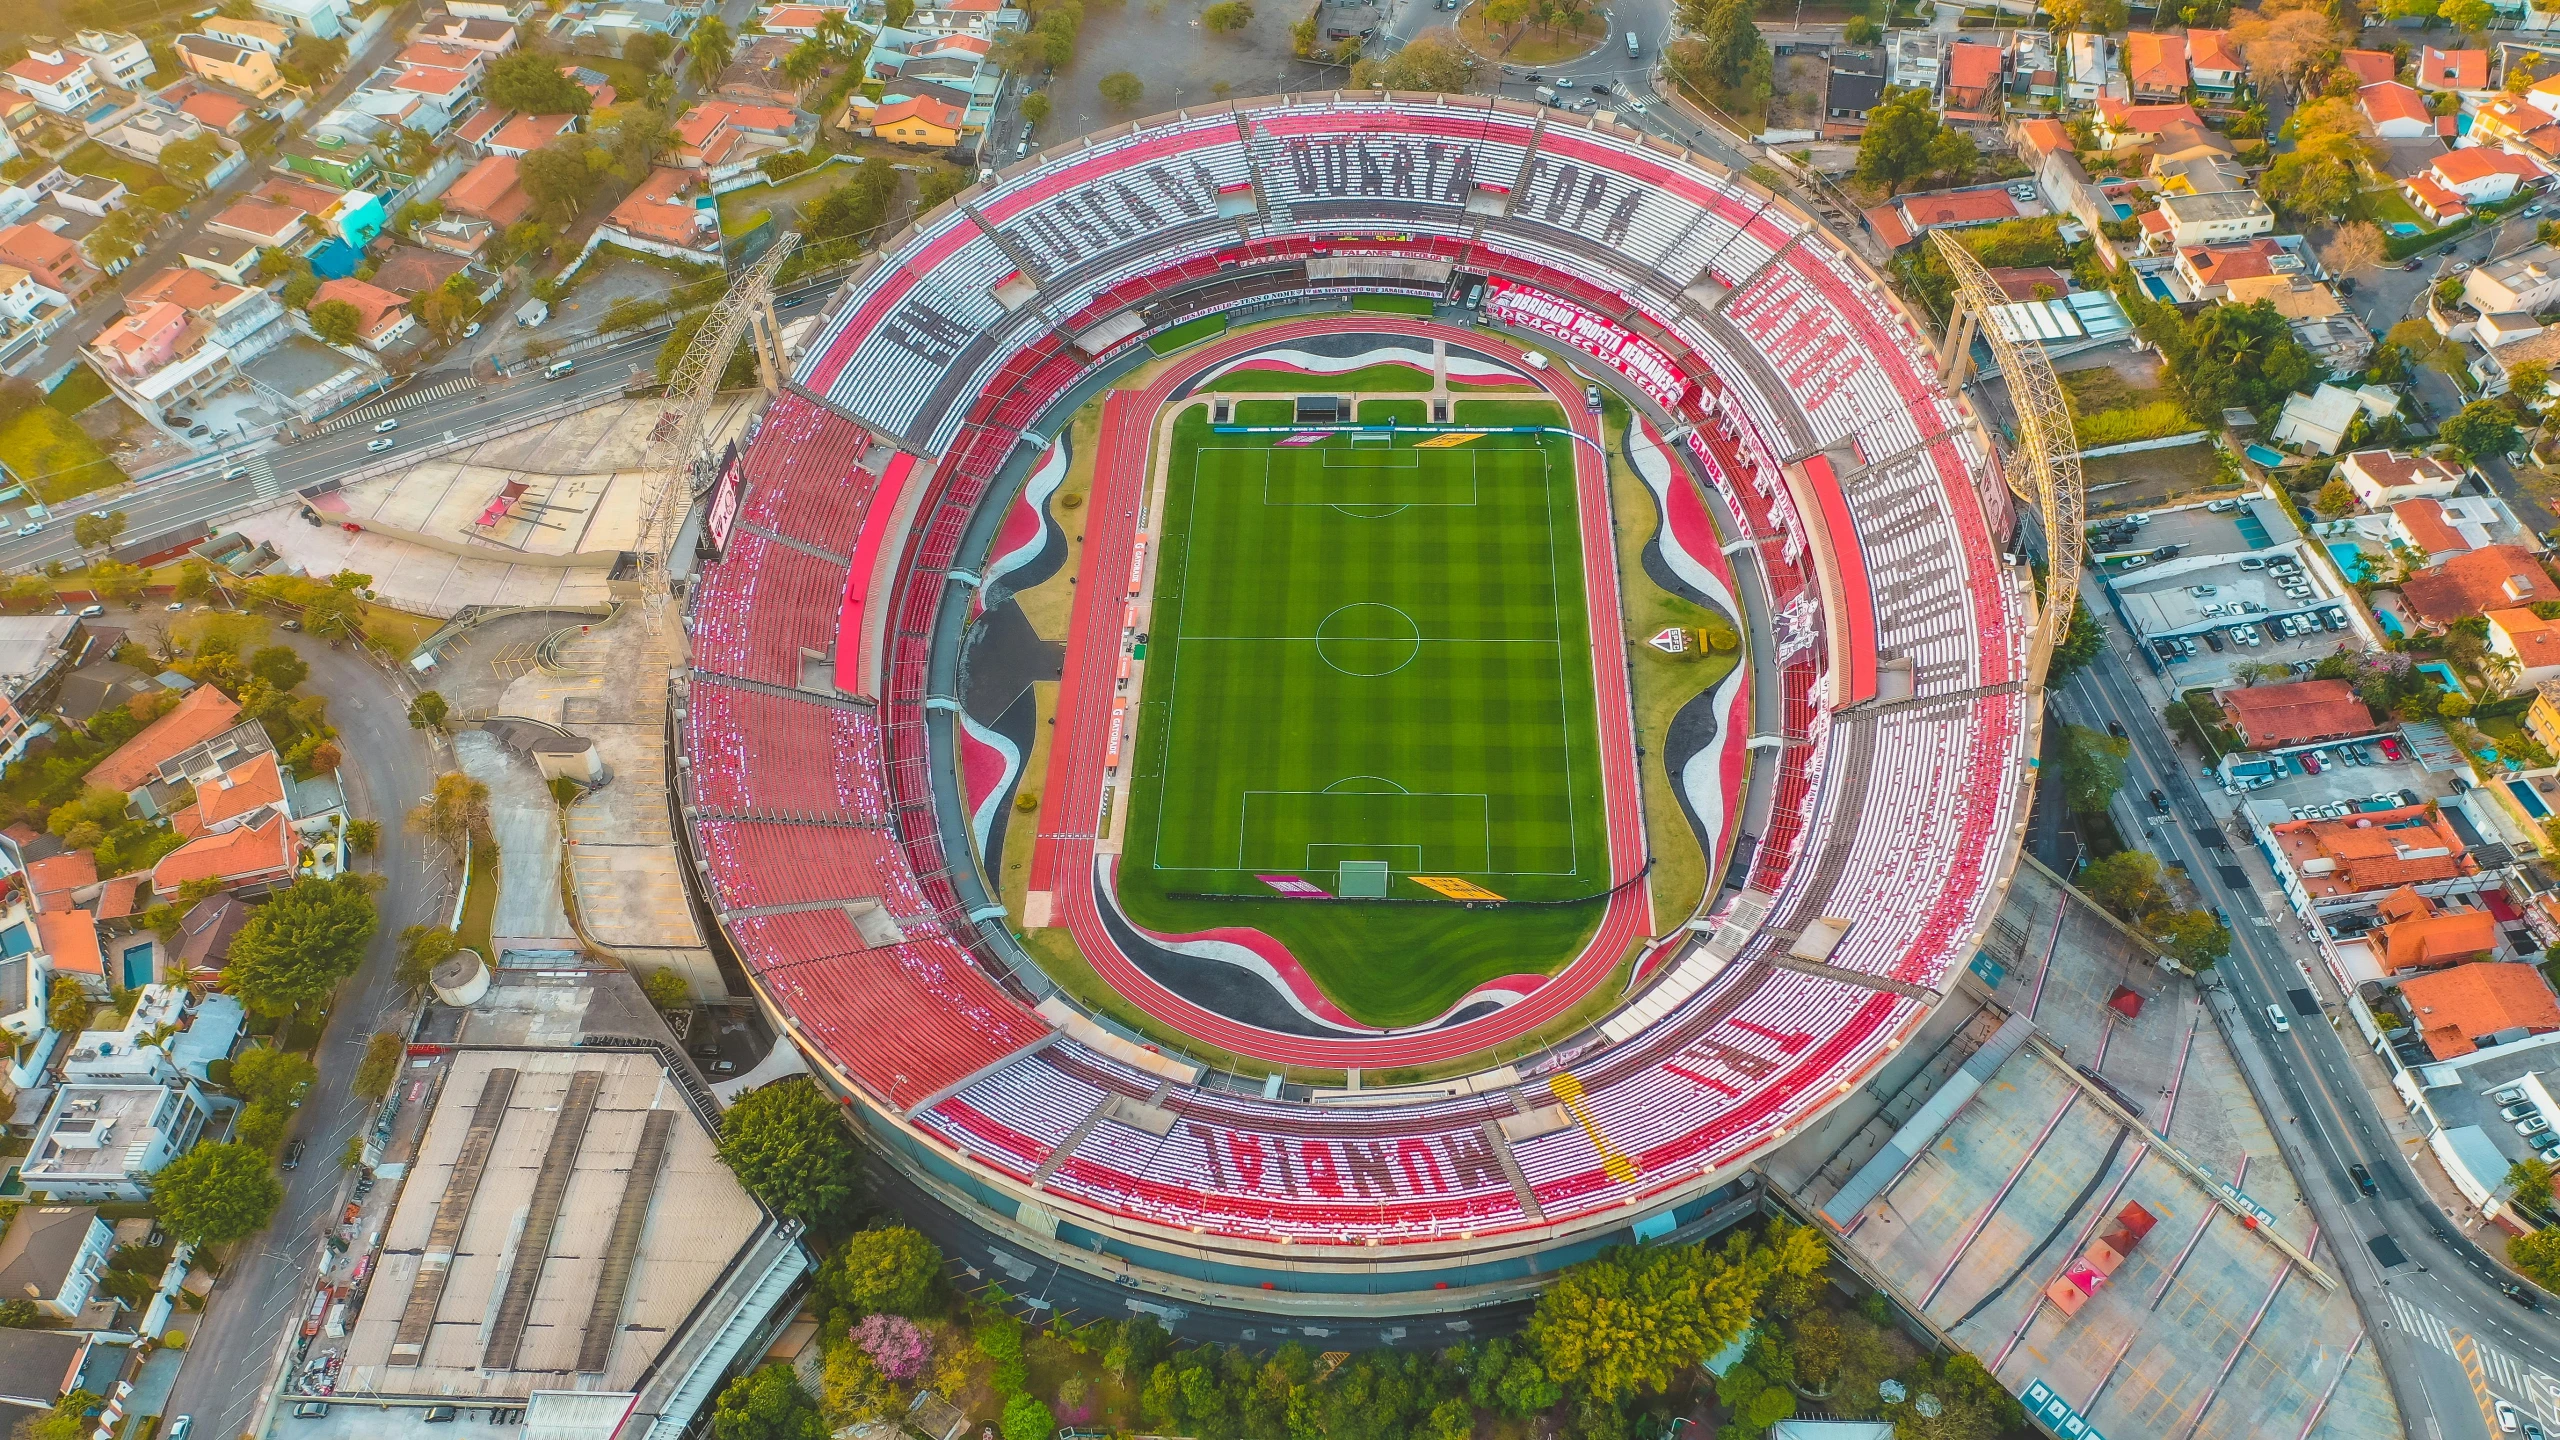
[{"xmin": 673, "ymin": 97, "xmax": 2033, "ymax": 1253}]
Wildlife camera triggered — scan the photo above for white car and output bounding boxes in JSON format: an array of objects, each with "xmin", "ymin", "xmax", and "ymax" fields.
[
  {"xmin": 12, "ymin": 522, "xmax": 37, "ymax": 536},
  {"xmin": 2267, "ymin": 1004, "xmax": 2291, "ymax": 1034},
  {"xmin": 367, "ymin": 437, "xmax": 395, "ymax": 453},
  {"xmin": 374, "ymin": 418, "xmax": 399, "ymax": 433}
]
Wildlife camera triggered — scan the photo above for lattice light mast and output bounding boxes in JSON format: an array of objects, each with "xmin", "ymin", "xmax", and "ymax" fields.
[
  {"xmin": 635, "ymin": 232, "xmax": 802, "ymax": 616},
  {"xmin": 1929, "ymin": 231, "xmax": 2085, "ymax": 684}
]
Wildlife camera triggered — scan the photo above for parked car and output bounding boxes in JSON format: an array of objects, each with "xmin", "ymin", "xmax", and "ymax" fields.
[
  {"xmin": 2502, "ymin": 1102, "xmax": 2542, "ymax": 1122},
  {"xmin": 282, "ymin": 1139, "xmax": 304, "ymax": 1170},
  {"xmin": 2505, "ymin": 1282, "xmax": 2544, "ymax": 1310},
  {"xmin": 2521, "ymin": 1115, "xmax": 2553, "ymax": 1136},
  {"xmin": 2107, "ymin": 720, "xmax": 2127, "ymax": 738}
]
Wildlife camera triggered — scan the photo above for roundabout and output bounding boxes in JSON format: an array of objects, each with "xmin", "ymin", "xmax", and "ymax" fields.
[{"xmin": 671, "ymin": 92, "xmax": 2041, "ymax": 1303}]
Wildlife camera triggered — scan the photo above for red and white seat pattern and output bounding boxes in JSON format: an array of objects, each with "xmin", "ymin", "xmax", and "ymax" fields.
[{"xmin": 669, "ymin": 96, "xmax": 2033, "ymax": 1253}]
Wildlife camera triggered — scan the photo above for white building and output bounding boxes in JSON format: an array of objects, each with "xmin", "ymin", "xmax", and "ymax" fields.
[
  {"xmin": 2158, "ymin": 189, "xmax": 2275, "ymax": 248},
  {"xmin": 66, "ymin": 31, "xmax": 152, "ymax": 91},
  {"xmin": 251, "ymin": 0, "xmax": 353, "ymax": 40},
  {"xmin": 2342, "ymin": 447, "xmax": 2466, "ymax": 508},
  {"xmin": 21, "ymin": 1079, "xmax": 211, "ymax": 1202},
  {"xmin": 2065, "ymin": 32, "xmax": 2120, "ymax": 101},
  {"xmin": 3, "ymin": 51, "xmax": 99, "ymax": 116},
  {"xmin": 2271, "ymin": 384, "xmax": 2400, "ymax": 456}
]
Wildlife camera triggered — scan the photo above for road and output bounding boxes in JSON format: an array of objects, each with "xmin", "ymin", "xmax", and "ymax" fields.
[
  {"xmin": 2051, "ymin": 627, "xmax": 2560, "ymax": 1440},
  {"xmin": 0, "ymin": 270, "xmax": 840, "ymax": 576},
  {"xmin": 156, "ymin": 637, "xmax": 446, "ymax": 1440}
]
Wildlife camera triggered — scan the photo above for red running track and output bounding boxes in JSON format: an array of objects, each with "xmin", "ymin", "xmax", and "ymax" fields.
[{"xmin": 1029, "ymin": 316, "xmax": 1654, "ymax": 1069}]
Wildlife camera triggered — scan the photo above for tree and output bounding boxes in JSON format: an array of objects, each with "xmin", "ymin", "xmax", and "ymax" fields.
[
  {"xmin": 2443, "ymin": 399, "xmax": 2521, "ymax": 460},
  {"xmin": 2315, "ymin": 477, "xmax": 2359, "ymax": 519},
  {"xmin": 229, "ymin": 1045, "xmax": 316, "ymax": 1106},
  {"xmin": 520, "ymin": 143, "xmax": 604, "ymax": 223},
  {"xmin": 2321, "ymin": 220, "xmax": 2386, "ymax": 277},
  {"xmin": 247, "ymin": 644, "xmax": 307, "ymax": 692},
  {"xmin": 2230, "ymin": 6, "xmax": 2343, "ymax": 94},
  {"xmin": 1020, "ymin": 91, "xmax": 1052, "ymax": 125},
  {"xmin": 623, "ymin": 30, "xmax": 672, "ymax": 71},
  {"xmin": 820, "ymin": 1226, "xmax": 944, "ymax": 1317},
  {"xmin": 16, "ymin": 1390, "xmax": 100, "ymax": 1440},
  {"xmin": 352, "ymin": 1030, "xmax": 404, "ymax": 1100},
  {"xmin": 70, "ymin": 510, "xmax": 124, "ymax": 553},
  {"xmin": 641, "ymin": 968, "xmax": 689, "ymax": 1010},
  {"xmin": 2514, "ymin": 1225, "xmax": 2560, "ymax": 1289},
  {"xmin": 719, "ymin": 1079, "xmax": 864, "ymax": 1228},
  {"xmin": 2050, "ymin": 598, "xmax": 2104, "ymax": 681},
  {"xmin": 608, "ymin": 105, "xmax": 675, "ymax": 181},
  {"xmin": 2510, "ymin": 359, "xmax": 2554, "ymax": 414},
  {"xmin": 1855, "ymin": 88, "xmax": 1941, "ymax": 197},
  {"xmin": 1203, "ymin": 0, "xmax": 1253, "ymax": 31},
  {"xmin": 2508, "ymin": 1156, "xmax": 2555, "ymax": 1211},
  {"xmin": 710, "ymin": 1363, "xmax": 824, "ymax": 1440},
  {"xmin": 45, "ymin": 977, "xmax": 90, "ymax": 1036},
  {"xmin": 159, "ymin": 133, "xmax": 226, "ymax": 190},
  {"xmin": 222, "ymin": 875, "xmax": 380, "ymax": 1016},
  {"xmin": 2059, "ymin": 724, "xmax": 2130, "ymax": 814},
  {"xmin": 346, "ymin": 818, "xmax": 379, "ymax": 856},
  {"xmin": 999, "ymin": 1394, "xmax": 1054, "ymax": 1440},
  {"xmin": 1353, "ymin": 34, "xmax": 1474, "ymax": 90},
  {"xmin": 1526, "ymin": 1235, "xmax": 1766, "ymax": 1401},
  {"xmin": 397, "ymin": 924, "xmax": 460, "ymax": 987},
  {"xmin": 409, "ymin": 771, "xmax": 490, "ymax": 851},
  {"xmin": 83, "ymin": 211, "xmax": 146, "ymax": 270},
  {"xmin": 1099, "ymin": 71, "xmax": 1144, "ymax": 108},
  {"xmin": 2154, "ymin": 908, "xmax": 2231, "ymax": 969},
  {"xmin": 153, "ymin": 1142, "xmax": 282, "ymax": 1244},
  {"xmin": 406, "ymin": 690, "xmax": 450, "ymax": 730},
  {"xmin": 282, "ymin": 272, "xmax": 322, "ymax": 312},
  {"xmin": 1687, "ymin": 0, "xmax": 1766, "ymax": 89},
  {"xmin": 485, "ymin": 50, "xmax": 592, "ymax": 113},
  {"xmin": 1844, "ymin": 10, "xmax": 1883, "ymax": 42},
  {"xmin": 2444, "ymin": 0, "xmax": 2494, "ymax": 30},
  {"xmin": 2078, "ymin": 850, "xmax": 2168, "ymax": 922},
  {"xmin": 308, "ymin": 299, "xmax": 362, "ymax": 347},
  {"xmin": 688, "ymin": 16, "xmax": 737, "ymax": 90},
  {"xmin": 2440, "ymin": 690, "xmax": 2475, "ymax": 719}
]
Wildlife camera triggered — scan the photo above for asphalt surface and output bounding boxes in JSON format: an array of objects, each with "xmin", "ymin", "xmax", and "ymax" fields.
[
  {"xmin": 2049, "ymin": 624, "xmax": 2560, "ymax": 1440},
  {"xmin": 156, "ymin": 636, "xmax": 446, "ymax": 1440}
]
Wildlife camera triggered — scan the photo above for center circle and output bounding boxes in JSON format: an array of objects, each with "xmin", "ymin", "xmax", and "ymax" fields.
[{"xmin": 1314, "ymin": 603, "xmax": 1422, "ymax": 677}]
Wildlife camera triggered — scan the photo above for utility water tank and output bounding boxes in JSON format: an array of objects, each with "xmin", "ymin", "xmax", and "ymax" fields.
[{"xmin": 431, "ymin": 949, "xmax": 490, "ymax": 1007}]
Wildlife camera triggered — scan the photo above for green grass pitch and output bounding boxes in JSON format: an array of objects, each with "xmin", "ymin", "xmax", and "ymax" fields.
[{"xmin": 1113, "ymin": 401, "xmax": 1610, "ymax": 1026}]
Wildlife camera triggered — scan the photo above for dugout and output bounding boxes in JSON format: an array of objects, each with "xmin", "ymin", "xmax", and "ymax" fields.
[{"xmin": 1294, "ymin": 395, "xmax": 1344, "ymax": 423}]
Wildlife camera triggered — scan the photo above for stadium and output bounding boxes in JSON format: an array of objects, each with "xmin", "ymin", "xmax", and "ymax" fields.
[{"xmin": 669, "ymin": 93, "xmax": 2043, "ymax": 1313}]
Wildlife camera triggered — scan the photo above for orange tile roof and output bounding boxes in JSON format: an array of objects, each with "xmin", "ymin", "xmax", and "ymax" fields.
[
  {"xmin": 1898, "ymin": 188, "xmax": 2020, "ymax": 227},
  {"xmin": 2126, "ymin": 32, "xmax": 2189, "ymax": 91},
  {"xmin": 1863, "ymin": 204, "xmax": 1913, "ymax": 249},
  {"xmin": 194, "ymin": 751, "xmax": 286, "ymax": 830},
  {"xmin": 2420, "ymin": 46, "xmax": 2487, "ymax": 90},
  {"xmin": 91, "ymin": 874, "xmax": 148, "ymax": 922},
  {"xmin": 2016, "ymin": 117, "xmax": 2071, "ymax": 157},
  {"xmin": 2433, "ymin": 147, "xmax": 2548, "ymax": 187},
  {"xmin": 2400, "ymin": 962, "xmax": 2560, "ymax": 1058},
  {"xmin": 872, "ymin": 95, "xmax": 963, "ymax": 131},
  {"xmin": 8, "ymin": 53, "xmax": 88, "ymax": 86},
  {"xmin": 312, "ymin": 277, "xmax": 410, "ymax": 340},
  {"xmin": 2396, "ymin": 497, "xmax": 2475, "ymax": 556},
  {"xmin": 608, "ymin": 167, "xmax": 713, "ymax": 247},
  {"xmin": 2402, "ymin": 544, "xmax": 2558, "ymax": 626},
  {"xmin": 254, "ymin": 176, "xmax": 343, "ymax": 217},
  {"xmin": 443, "ymin": 153, "xmax": 529, "ymax": 225},
  {"xmin": 2361, "ymin": 81, "xmax": 2431, "ymax": 127},
  {"xmin": 89, "ymin": 685, "xmax": 241, "ymax": 794},
  {"xmin": 2490, "ymin": 607, "xmax": 2560, "ymax": 671},
  {"xmin": 2273, "ymin": 805, "xmax": 2475, "ymax": 896},
  {"xmin": 2187, "ymin": 28, "xmax": 2241, "ymax": 73},
  {"xmin": 2340, "ymin": 49, "xmax": 2397, "ymax": 85},
  {"xmin": 2377, "ymin": 907, "xmax": 2499, "ymax": 971},
  {"xmin": 209, "ymin": 197, "xmax": 306, "ymax": 242},
  {"xmin": 1946, "ymin": 42, "xmax": 2003, "ymax": 91},
  {"xmin": 22, "ymin": 851, "xmax": 95, "ymax": 915},
  {"xmin": 34, "ymin": 910, "xmax": 99, "ymax": 977},
  {"xmin": 2404, "ymin": 173, "xmax": 2469, "ymax": 218},
  {"xmin": 2216, "ymin": 678, "xmax": 2375, "ymax": 747},
  {"xmin": 150, "ymin": 810, "xmax": 294, "ymax": 899},
  {"xmin": 176, "ymin": 89, "xmax": 248, "ymax": 131},
  {"xmin": 126, "ymin": 266, "xmax": 239, "ymax": 314},
  {"xmin": 490, "ymin": 112, "xmax": 575, "ymax": 152}
]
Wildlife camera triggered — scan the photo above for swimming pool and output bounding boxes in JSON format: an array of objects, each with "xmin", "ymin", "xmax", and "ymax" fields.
[
  {"xmin": 2141, "ymin": 275, "xmax": 2173, "ymax": 300},
  {"xmin": 2326, "ymin": 541, "xmax": 2368, "ymax": 581},
  {"xmin": 2418, "ymin": 661, "xmax": 2465, "ymax": 695},
  {"xmin": 2510, "ymin": 780, "xmax": 2551, "ymax": 819},
  {"xmin": 2245, "ymin": 444, "xmax": 2286, "ymax": 466}
]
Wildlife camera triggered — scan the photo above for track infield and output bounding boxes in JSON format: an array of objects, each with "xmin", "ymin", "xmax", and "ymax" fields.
[{"xmin": 1113, "ymin": 402, "xmax": 1610, "ymax": 1024}]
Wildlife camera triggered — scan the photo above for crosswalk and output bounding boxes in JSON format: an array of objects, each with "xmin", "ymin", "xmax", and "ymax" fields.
[
  {"xmin": 323, "ymin": 376, "xmax": 477, "ymax": 433},
  {"xmin": 2388, "ymin": 1292, "xmax": 2560, "ymax": 1420},
  {"xmin": 241, "ymin": 455, "xmax": 282, "ymax": 501}
]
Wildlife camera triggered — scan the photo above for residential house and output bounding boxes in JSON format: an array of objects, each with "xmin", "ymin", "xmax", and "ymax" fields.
[
  {"xmin": 717, "ymin": 34, "xmax": 808, "ymax": 108},
  {"xmin": 394, "ymin": 41, "xmax": 491, "ymax": 91},
  {"xmin": 2464, "ymin": 241, "xmax": 2560, "ymax": 316},
  {"xmin": 414, "ymin": 14, "xmax": 520, "ymax": 51},
  {"xmin": 53, "ymin": 177, "xmax": 121, "ymax": 219},
  {"xmin": 168, "ymin": 893, "xmax": 248, "ymax": 980},
  {"xmin": 4, "ymin": 51, "xmax": 99, "ymax": 116},
  {"xmin": 2158, "ymin": 188, "xmax": 2273, "ymax": 248},
  {"xmin": 2488, "ymin": 606, "xmax": 2560, "ymax": 687},
  {"xmin": 2401, "ymin": 543, "xmax": 2559, "ymax": 627},
  {"xmin": 173, "ymin": 234, "xmax": 257, "ymax": 285},
  {"xmin": 2395, "ymin": 496, "xmax": 2486, "ymax": 563},
  {"xmin": 2257, "ymin": 801, "xmax": 2494, "ymax": 917},
  {"xmin": 870, "ymin": 94, "xmax": 961, "ymax": 149},
  {"xmin": 2094, "ymin": 98, "xmax": 2207, "ymax": 149},
  {"xmin": 2215, "ymin": 677, "xmax": 2376, "ymax": 748},
  {"xmin": 757, "ymin": 2, "xmax": 844, "ymax": 33},
  {"xmin": 2417, "ymin": 46, "xmax": 2488, "ymax": 92},
  {"xmin": 20, "ymin": 1078, "xmax": 212, "ymax": 1201},
  {"xmin": 0, "ymin": 1208, "xmax": 111, "ymax": 1321},
  {"xmin": 2013, "ymin": 115, "xmax": 2073, "ymax": 166},
  {"xmin": 2339, "ymin": 49, "xmax": 2398, "ymax": 85},
  {"xmin": 85, "ymin": 685, "xmax": 241, "ymax": 795},
  {"xmin": 252, "ymin": 0, "xmax": 353, "ymax": 40},
  {"xmin": 84, "ymin": 266, "xmax": 286, "ymax": 423},
  {"xmin": 0, "ymin": 225, "xmax": 104, "ymax": 304},
  {"xmin": 2468, "ymin": 92, "xmax": 2560, "ymax": 159},
  {"xmin": 2476, "ymin": 324, "xmax": 2560, "ymax": 397},
  {"xmin": 65, "ymin": 31, "xmax": 152, "ymax": 90},
  {"xmin": 441, "ymin": 153, "xmax": 530, "ymax": 226},
  {"xmin": 2175, "ymin": 236, "xmax": 2302, "ymax": 299},
  {"xmin": 2342, "ymin": 447, "xmax": 2468, "ymax": 508},
  {"xmin": 2409, "ymin": 146, "xmax": 2550, "ymax": 225},
  {"xmin": 201, "ymin": 16, "xmax": 290, "ymax": 58},
  {"xmin": 2270, "ymin": 383, "xmax": 2399, "ymax": 455},
  {"xmin": 2125, "ymin": 31, "xmax": 2189, "ymax": 100},
  {"xmin": 161, "ymin": 81, "xmax": 254, "ymax": 138},
  {"xmin": 2011, "ymin": 31, "xmax": 2059, "ymax": 100},
  {"xmin": 1941, "ymin": 41, "xmax": 2004, "ymax": 122},
  {"xmin": 2397, "ymin": 962, "xmax": 2560, "ymax": 1058},
  {"xmin": 147, "ymin": 809, "xmax": 296, "ymax": 902},
  {"xmin": 0, "ymin": 1330, "xmax": 91, "ymax": 1413},
  {"xmin": 1824, "ymin": 49, "xmax": 1887, "ymax": 135},
  {"xmin": 2187, "ymin": 28, "xmax": 2243, "ymax": 95},
  {"xmin": 369, "ymin": 245, "xmax": 468, "ymax": 297},
  {"xmin": 2373, "ymin": 886, "xmax": 2501, "ymax": 973},
  {"xmin": 2224, "ymin": 273, "xmax": 2369, "ymax": 373},
  {"xmin": 1892, "ymin": 29, "xmax": 1944, "ymax": 91},
  {"xmin": 416, "ymin": 213, "xmax": 495, "ymax": 258},
  {"xmin": 276, "ymin": 134, "xmax": 374, "ymax": 188},
  {"xmin": 2065, "ymin": 31, "xmax": 2119, "ymax": 101},
  {"xmin": 205, "ymin": 196, "xmax": 307, "ymax": 248},
  {"xmin": 599, "ymin": 166, "xmax": 721, "ymax": 264},
  {"xmin": 1864, "ymin": 185, "xmax": 2033, "ymax": 248},
  {"xmin": 0, "ymin": 267, "xmax": 66, "ymax": 339},
  {"xmin": 455, "ymin": 106, "xmax": 578, "ymax": 156},
  {"xmin": 2359, "ymin": 81, "xmax": 2435, "ymax": 139},
  {"xmin": 310, "ymin": 276, "xmax": 414, "ymax": 350},
  {"xmin": 671, "ymin": 99, "xmax": 809, "ymax": 179},
  {"xmin": 175, "ymin": 35, "xmax": 283, "ymax": 99},
  {"xmin": 2406, "ymin": 172, "xmax": 2476, "ymax": 226}
]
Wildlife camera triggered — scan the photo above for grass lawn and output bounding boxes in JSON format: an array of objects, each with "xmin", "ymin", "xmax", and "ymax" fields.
[
  {"xmin": 2358, "ymin": 185, "xmax": 2439, "ymax": 236},
  {"xmin": 457, "ymin": 839, "xmax": 497, "ymax": 960},
  {"xmin": 1457, "ymin": 7, "xmax": 1608, "ymax": 64},
  {"xmin": 0, "ymin": 406, "xmax": 127, "ymax": 504},
  {"xmin": 1352, "ymin": 294, "xmax": 1435, "ymax": 315},
  {"xmin": 359, "ymin": 603, "xmax": 441, "ymax": 659},
  {"xmin": 1148, "ymin": 314, "xmax": 1229, "ymax": 356},
  {"xmin": 1213, "ymin": 362, "xmax": 1434, "ymax": 393},
  {"xmin": 1114, "ymin": 403, "xmax": 1606, "ymax": 1024},
  {"xmin": 45, "ymin": 365, "xmax": 108, "ymax": 416},
  {"xmin": 62, "ymin": 141, "xmax": 165, "ymax": 193}
]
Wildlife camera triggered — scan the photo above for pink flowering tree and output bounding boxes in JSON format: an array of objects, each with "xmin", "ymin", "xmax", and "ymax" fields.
[{"xmin": 851, "ymin": 1314, "xmax": 929, "ymax": 1382}]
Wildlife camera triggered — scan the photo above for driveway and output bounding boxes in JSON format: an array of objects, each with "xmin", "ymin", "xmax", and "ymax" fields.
[{"xmin": 152, "ymin": 635, "xmax": 448, "ymax": 1440}]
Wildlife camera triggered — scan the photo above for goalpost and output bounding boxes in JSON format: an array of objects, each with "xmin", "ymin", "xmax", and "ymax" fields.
[{"xmin": 1348, "ymin": 429, "xmax": 1394, "ymax": 448}]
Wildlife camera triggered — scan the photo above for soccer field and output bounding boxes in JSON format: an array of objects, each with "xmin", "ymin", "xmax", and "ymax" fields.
[{"xmin": 1114, "ymin": 403, "xmax": 1611, "ymax": 1023}]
